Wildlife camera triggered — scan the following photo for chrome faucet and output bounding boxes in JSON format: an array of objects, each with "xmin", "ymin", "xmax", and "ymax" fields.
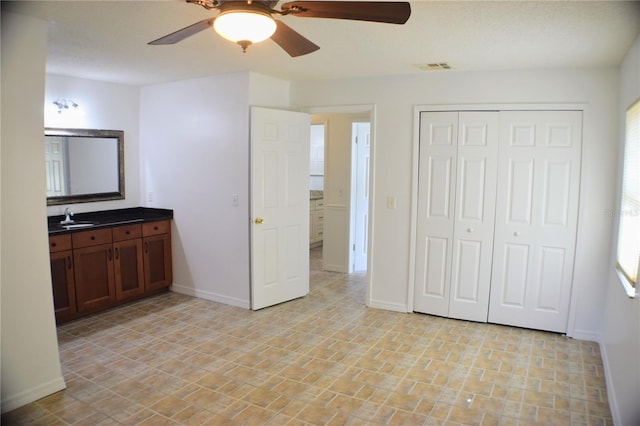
[{"xmin": 60, "ymin": 207, "xmax": 74, "ymax": 224}]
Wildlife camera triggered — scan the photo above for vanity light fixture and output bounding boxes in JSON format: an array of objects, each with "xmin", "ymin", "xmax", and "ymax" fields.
[{"xmin": 53, "ymin": 99, "xmax": 79, "ymax": 114}]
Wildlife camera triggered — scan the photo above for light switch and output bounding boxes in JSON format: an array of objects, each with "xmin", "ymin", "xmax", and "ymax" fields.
[{"xmin": 386, "ymin": 196, "xmax": 397, "ymax": 209}]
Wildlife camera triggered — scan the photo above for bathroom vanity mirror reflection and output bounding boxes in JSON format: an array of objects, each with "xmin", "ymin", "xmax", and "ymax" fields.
[{"xmin": 45, "ymin": 128, "xmax": 125, "ymax": 206}]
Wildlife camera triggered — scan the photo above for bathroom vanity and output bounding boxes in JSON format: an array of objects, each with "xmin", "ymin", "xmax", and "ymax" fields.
[{"xmin": 48, "ymin": 207, "xmax": 173, "ymax": 323}]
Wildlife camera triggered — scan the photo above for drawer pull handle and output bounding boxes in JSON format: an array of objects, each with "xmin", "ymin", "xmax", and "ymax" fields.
[
  {"xmin": 51, "ymin": 242, "xmax": 57, "ymax": 247},
  {"xmin": 125, "ymin": 230, "xmax": 130, "ymax": 235},
  {"xmin": 115, "ymin": 248, "xmax": 119, "ymax": 260},
  {"xmin": 90, "ymin": 236, "xmax": 96, "ymax": 240},
  {"xmin": 66, "ymin": 256, "xmax": 72, "ymax": 269},
  {"xmin": 144, "ymin": 242, "xmax": 149, "ymax": 253},
  {"xmin": 154, "ymin": 226, "xmax": 159, "ymax": 230},
  {"xmin": 108, "ymin": 248, "xmax": 113, "ymax": 261}
]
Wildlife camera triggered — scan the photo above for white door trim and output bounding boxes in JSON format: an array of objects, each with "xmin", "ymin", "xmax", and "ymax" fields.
[{"xmin": 409, "ymin": 102, "xmax": 587, "ymax": 336}]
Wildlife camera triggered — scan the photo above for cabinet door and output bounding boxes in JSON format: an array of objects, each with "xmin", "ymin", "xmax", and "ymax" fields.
[
  {"xmin": 74, "ymin": 243, "xmax": 116, "ymax": 312},
  {"xmin": 114, "ymin": 239, "xmax": 144, "ymax": 300},
  {"xmin": 143, "ymin": 234, "xmax": 172, "ymax": 291},
  {"xmin": 50, "ymin": 250, "xmax": 76, "ymax": 322}
]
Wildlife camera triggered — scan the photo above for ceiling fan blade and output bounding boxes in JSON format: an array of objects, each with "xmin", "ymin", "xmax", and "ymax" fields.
[
  {"xmin": 270, "ymin": 20, "xmax": 320, "ymax": 57},
  {"xmin": 281, "ymin": 1, "xmax": 411, "ymax": 24},
  {"xmin": 148, "ymin": 18, "xmax": 215, "ymax": 45}
]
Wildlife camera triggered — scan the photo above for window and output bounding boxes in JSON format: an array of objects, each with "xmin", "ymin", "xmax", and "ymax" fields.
[{"xmin": 616, "ymin": 98, "xmax": 640, "ymax": 297}]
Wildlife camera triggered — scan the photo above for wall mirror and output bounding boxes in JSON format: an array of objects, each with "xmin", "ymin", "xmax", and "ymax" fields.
[{"xmin": 45, "ymin": 128, "xmax": 125, "ymax": 206}]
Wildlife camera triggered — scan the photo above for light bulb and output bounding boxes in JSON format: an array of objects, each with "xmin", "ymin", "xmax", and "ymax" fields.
[{"xmin": 214, "ymin": 10, "xmax": 276, "ymax": 45}]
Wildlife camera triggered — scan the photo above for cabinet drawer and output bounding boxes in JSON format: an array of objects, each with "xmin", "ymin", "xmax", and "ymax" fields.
[
  {"xmin": 49, "ymin": 234, "xmax": 72, "ymax": 253},
  {"xmin": 112, "ymin": 224, "xmax": 142, "ymax": 242},
  {"xmin": 142, "ymin": 220, "xmax": 170, "ymax": 237},
  {"xmin": 72, "ymin": 228, "xmax": 112, "ymax": 248}
]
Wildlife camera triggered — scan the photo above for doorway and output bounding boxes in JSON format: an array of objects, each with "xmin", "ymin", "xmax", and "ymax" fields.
[{"xmin": 308, "ymin": 110, "xmax": 373, "ymax": 279}]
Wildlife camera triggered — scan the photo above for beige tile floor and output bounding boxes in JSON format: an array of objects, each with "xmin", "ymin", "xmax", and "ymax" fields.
[{"xmin": 3, "ymin": 248, "xmax": 612, "ymax": 425}]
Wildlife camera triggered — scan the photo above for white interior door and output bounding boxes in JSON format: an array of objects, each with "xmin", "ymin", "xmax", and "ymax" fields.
[
  {"xmin": 414, "ymin": 112, "xmax": 458, "ymax": 316},
  {"xmin": 250, "ymin": 107, "xmax": 310, "ymax": 310},
  {"xmin": 414, "ymin": 112, "xmax": 499, "ymax": 321},
  {"xmin": 489, "ymin": 110, "xmax": 582, "ymax": 332},
  {"xmin": 448, "ymin": 112, "xmax": 499, "ymax": 322},
  {"xmin": 351, "ymin": 122, "xmax": 370, "ymax": 272}
]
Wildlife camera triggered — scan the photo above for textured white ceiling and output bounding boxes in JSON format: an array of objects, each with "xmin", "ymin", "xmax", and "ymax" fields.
[{"xmin": 4, "ymin": 0, "xmax": 640, "ymax": 85}]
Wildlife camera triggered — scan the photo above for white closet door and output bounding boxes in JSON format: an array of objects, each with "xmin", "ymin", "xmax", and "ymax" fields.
[
  {"xmin": 414, "ymin": 112, "xmax": 458, "ymax": 316},
  {"xmin": 414, "ymin": 112, "xmax": 498, "ymax": 321},
  {"xmin": 489, "ymin": 111, "xmax": 582, "ymax": 332},
  {"xmin": 448, "ymin": 112, "xmax": 499, "ymax": 322}
]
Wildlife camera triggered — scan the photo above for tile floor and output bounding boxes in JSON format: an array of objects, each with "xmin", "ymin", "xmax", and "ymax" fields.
[{"xmin": 3, "ymin": 248, "xmax": 612, "ymax": 425}]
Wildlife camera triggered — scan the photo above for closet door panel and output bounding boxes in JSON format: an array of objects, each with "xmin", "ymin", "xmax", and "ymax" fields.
[
  {"xmin": 449, "ymin": 112, "xmax": 499, "ymax": 322},
  {"xmin": 414, "ymin": 112, "xmax": 458, "ymax": 316},
  {"xmin": 496, "ymin": 243, "xmax": 529, "ymax": 307},
  {"xmin": 489, "ymin": 111, "xmax": 582, "ymax": 333}
]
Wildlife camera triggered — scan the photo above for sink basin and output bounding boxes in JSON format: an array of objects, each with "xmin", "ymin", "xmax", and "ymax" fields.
[{"xmin": 60, "ymin": 221, "xmax": 96, "ymax": 230}]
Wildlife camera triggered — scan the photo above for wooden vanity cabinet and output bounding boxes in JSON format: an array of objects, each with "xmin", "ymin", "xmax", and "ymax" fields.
[
  {"xmin": 49, "ymin": 234, "xmax": 76, "ymax": 322},
  {"xmin": 142, "ymin": 220, "xmax": 172, "ymax": 292},
  {"xmin": 49, "ymin": 219, "xmax": 172, "ymax": 323},
  {"xmin": 113, "ymin": 224, "xmax": 144, "ymax": 301},
  {"xmin": 72, "ymin": 228, "xmax": 115, "ymax": 313}
]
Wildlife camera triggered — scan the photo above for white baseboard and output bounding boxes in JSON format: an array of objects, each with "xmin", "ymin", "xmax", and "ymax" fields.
[
  {"xmin": 366, "ymin": 298, "xmax": 408, "ymax": 313},
  {"xmin": 592, "ymin": 333, "xmax": 622, "ymax": 426},
  {"xmin": 1, "ymin": 376, "xmax": 66, "ymax": 414},
  {"xmin": 170, "ymin": 284, "xmax": 250, "ymax": 309},
  {"xmin": 569, "ymin": 329, "xmax": 600, "ymax": 342}
]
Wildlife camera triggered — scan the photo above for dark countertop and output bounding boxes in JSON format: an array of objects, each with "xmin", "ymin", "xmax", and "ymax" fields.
[{"xmin": 48, "ymin": 207, "xmax": 173, "ymax": 235}]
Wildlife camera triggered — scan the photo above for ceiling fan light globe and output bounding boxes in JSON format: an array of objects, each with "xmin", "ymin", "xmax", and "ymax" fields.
[{"xmin": 214, "ymin": 11, "xmax": 276, "ymax": 44}]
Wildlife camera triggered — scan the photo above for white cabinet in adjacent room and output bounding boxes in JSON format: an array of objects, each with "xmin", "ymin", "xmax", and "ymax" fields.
[{"xmin": 310, "ymin": 196, "xmax": 324, "ymax": 247}]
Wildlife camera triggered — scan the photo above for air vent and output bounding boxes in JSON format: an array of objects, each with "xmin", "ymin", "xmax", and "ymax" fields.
[{"xmin": 414, "ymin": 63, "xmax": 451, "ymax": 71}]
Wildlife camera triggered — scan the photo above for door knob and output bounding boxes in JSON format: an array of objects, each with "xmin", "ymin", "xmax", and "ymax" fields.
[
  {"xmin": 514, "ymin": 231, "xmax": 520, "ymax": 237},
  {"xmin": 467, "ymin": 228, "xmax": 474, "ymax": 233},
  {"xmin": 255, "ymin": 217, "xmax": 264, "ymax": 224}
]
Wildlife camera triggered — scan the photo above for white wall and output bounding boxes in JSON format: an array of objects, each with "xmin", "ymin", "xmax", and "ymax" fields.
[
  {"xmin": 1, "ymin": 12, "xmax": 66, "ymax": 412},
  {"xmin": 290, "ymin": 67, "xmax": 619, "ymax": 333},
  {"xmin": 140, "ymin": 72, "xmax": 290, "ymax": 308},
  {"xmin": 600, "ymin": 34, "xmax": 640, "ymax": 426},
  {"xmin": 45, "ymin": 74, "xmax": 141, "ymax": 215}
]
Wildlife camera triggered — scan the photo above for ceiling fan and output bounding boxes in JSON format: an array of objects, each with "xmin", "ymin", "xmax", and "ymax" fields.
[{"xmin": 149, "ymin": 0, "xmax": 411, "ymax": 57}]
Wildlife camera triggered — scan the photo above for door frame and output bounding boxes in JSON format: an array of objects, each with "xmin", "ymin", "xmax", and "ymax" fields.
[
  {"xmin": 409, "ymin": 103, "xmax": 587, "ymax": 337},
  {"xmin": 303, "ymin": 104, "xmax": 376, "ymax": 304}
]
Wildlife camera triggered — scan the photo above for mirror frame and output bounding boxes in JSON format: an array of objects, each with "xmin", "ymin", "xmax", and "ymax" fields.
[{"xmin": 45, "ymin": 128, "xmax": 125, "ymax": 206}]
